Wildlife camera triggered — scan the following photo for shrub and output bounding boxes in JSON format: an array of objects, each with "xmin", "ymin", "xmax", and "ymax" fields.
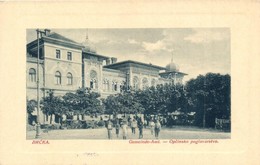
[{"xmin": 97, "ymin": 120, "xmax": 105, "ymax": 127}]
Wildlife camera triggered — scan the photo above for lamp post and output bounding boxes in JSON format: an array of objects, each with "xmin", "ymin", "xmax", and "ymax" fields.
[{"xmin": 35, "ymin": 29, "xmax": 47, "ymax": 139}]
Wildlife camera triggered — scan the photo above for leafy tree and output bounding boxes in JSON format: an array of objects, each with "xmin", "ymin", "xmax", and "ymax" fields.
[
  {"xmin": 102, "ymin": 94, "xmax": 123, "ymax": 116},
  {"xmin": 41, "ymin": 90, "xmax": 64, "ymax": 124},
  {"xmin": 120, "ymin": 91, "xmax": 144, "ymax": 115},
  {"xmin": 62, "ymin": 88, "xmax": 103, "ymax": 120},
  {"xmin": 134, "ymin": 84, "xmax": 187, "ymax": 115},
  {"xmin": 27, "ymin": 99, "xmax": 37, "ymax": 124},
  {"xmin": 27, "ymin": 99, "xmax": 37, "ymax": 114},
  {"xmin": 186, "ymin": 73, "xmax": 231, "ymax": 128}
]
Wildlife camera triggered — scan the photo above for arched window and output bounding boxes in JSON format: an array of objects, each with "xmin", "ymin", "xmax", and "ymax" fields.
[
  {"xmin": 103, "ymin": 79, "xmax": 109, "ymax": 91},
  {"xmin": 112, "ymin": 81, "xmax": 117, "ymax": 91},
  {"xmin": 133, "ymin": 76, "xmax": 139, "ymax": 90},
  {"xmin": 119, "ymin": 81, "xmax": 126, "ymax": 92},
  {"xmin": 29, "ymin": 68, "xmax": 36, "ymax": 82},
  {"xmin": 90, "ymin": 79, "xmax": 97, "ymax": 89},
  {"xmin": 142, "ymin": 77, "xmax": 149, "ymax": 89},
  {"xmin": 90, "ymin": 70, "xmax": 98, "ymax": 89},
  {"xmin": 55, "ymin": 71, "xmax": 61, "ymax": 85},
  {"xmin": 67, "ymin": 72, "xmax": 73, "ymax": 85}
]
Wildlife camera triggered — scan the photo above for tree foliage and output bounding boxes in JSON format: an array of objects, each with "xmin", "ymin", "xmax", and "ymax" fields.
[
  {"xmin": 186, "ymin": 73, "xmax": 231, "ymax": 127},
  {"xmin": 103, "ymin": 73, "xmax": 230, "ymax": 128},
  {"xmin": 41, "ymin": 88, "xmax": 103, "ymax": 123},
  {"xmin": 39, "ymin": 73, "xmax": 230, "ymax": 128},
  {"xmin": 27, "ymin": 99, "xmax": 37, "ymax": 114},
  {"xmin": 102, "ymin": 92, "xmax": 144, "ymax": 115}
]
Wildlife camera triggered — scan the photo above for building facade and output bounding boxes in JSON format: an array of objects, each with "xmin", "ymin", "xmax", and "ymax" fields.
[{"xmin": 27, "ymin": 30, "xmax": 187, "ymax": 101}]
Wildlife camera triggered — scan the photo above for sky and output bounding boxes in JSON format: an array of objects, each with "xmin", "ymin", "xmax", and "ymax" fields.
[{"xmin": 27, "ymin": 28, "xmax": 230, "ymax": 82}]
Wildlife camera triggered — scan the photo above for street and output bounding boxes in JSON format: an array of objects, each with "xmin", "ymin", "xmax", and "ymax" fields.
[{"xmin": 27, "ymin": 126, "xmax": 230, "ymax": 140}]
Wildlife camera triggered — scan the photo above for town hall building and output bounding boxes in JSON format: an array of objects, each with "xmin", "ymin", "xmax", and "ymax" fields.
[{"xmin": 26, "ymin": 30, "xmax": 187, "ymax": 101}]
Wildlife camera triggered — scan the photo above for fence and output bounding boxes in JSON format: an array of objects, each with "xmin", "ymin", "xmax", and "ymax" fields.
[{"xmin": 215, "ymin": 118, "xmax": 230, "ymax": 131}]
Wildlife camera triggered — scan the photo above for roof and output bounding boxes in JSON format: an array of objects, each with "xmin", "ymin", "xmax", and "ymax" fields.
[
  {"xmin": 103, "ymin": 67, "xmax": 124, "ymax": 73},
  {"xmin": 27, "ymin": 32, "xmax": 83, "ymax": 50},
  {"xmin": 159, "ymin": 71, "xmax": 188, "ymax": 76},
  {"xmin": 104, "ymin": 60, "xmax": 166, "ymax": 70},
  {"xmin": 46, "ymin": 32, "xmax": 79, "ymax": 44},
  {"xmin": 82, "ymin": 50, "xmax": 110, "ymax": 60},
  {"xmin": 166, "ymin": 62, "xmax": 180, "ymax": 72}
]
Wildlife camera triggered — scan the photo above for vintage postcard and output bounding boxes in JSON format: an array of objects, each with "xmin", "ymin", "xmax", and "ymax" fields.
[
  {"xmin": 26, "ymin": 28, "xmax": 231, "ymax": 141},
  {"xmin": 0, "ymin": 1, "xmax": 260, "ymax": 165}
]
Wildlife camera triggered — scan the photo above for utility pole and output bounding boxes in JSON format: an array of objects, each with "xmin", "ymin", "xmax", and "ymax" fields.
[{"xmin": 35, "ymin": 29, "xmax": 48, "ymax": 139}]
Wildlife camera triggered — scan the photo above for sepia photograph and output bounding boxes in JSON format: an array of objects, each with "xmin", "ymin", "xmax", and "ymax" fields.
[
  {"xmin": 1, "ymin": 1, "xmax": 260, "ymax": 165},
  {"xmin": 26, "ymin": 28, "xmax": 231, "ymax": 140}
]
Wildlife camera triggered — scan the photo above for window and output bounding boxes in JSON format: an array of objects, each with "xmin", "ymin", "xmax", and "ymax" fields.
[
  {"xmin": 142, "ymin": 78, "xmax": 149, "ymax": 89},
  {"xmin": 103, "ymin": 79, "xmax": 109, "ymax": 91},
  {"xmin": 114, "ymin": 83, "xmax": 117, "ymax": 91},
  {"xmin": 56, "ymin": 50, "xmax": 61, "ymax": 59},
  {"xmin": 29, "ymin": 68, "xmax": 36, "ymax": 82},
  {"xmin": 112, "ymin": 81, "xmax": 117, "ymax": 91},
  {"xmin": 55, "ymin": 71, "xmax": 61, "ymax": 85},
  {"xmin": 90, "ymin": 70, "xmax": 98, "ymax": 89},
  {"xmin": 90, "ymin": 79, "xmax": 97, "ymax": 89},
  {"xmin": 67, "ymin": 72, "xmax": 73, "ymax": 85},
  {"xmin": 90, "ymin": 81, "xmax": 94, "ymax": 89},
  {"xmin": 133, "ymin": 76, "xmax": 139, "ymax": 90},
  {"xmin": 119, "ymin": 81, "xmax": 126, "ymax": 92},
  {"xmin": 90, "ymin": 70, "xmax": 97, "ymax": 79},
  {"xmin": 67, "ymin": 52, "xmax": 72, "ymax": 61}
]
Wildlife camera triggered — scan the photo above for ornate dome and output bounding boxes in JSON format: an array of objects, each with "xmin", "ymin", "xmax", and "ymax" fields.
[
  {"xmin": 82, "ymin": 30, "xmax": 96, "ymax": 53},
  {"xmin": 82, "ymin": 40, "xmax": 96, "ymax": 53},
  {"xmin": 166, "ymin": 62, "xmax": 179, "ymax": 72}
]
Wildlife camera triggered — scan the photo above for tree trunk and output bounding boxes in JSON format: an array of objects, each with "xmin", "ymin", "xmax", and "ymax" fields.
[
  {"xmin": 113, "ymin": 113, "xmax": 116, "ymax": 119},
  {"xmin": 45, "ymin": 114, "xmax": 48, "ymax": 123},
  {"xmin": 203, "ymin": 108, "xmax": 206, "ymax": 128},
  {"xmin": 59, "ymin": 115, "xmax": 62, "ymax": 124},
  {"xmin": 50, "ymin": 114, "xmax": 53, "ymax": 124}
]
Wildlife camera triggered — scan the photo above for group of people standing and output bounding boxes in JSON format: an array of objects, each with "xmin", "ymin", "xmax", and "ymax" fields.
[
  {"xmin": 149, "ymin": 119, "xmax": 162, "ymax": 139},
  {"xmin": 105, "ymin": 116, "xmax": 161, "ymax": 140}
]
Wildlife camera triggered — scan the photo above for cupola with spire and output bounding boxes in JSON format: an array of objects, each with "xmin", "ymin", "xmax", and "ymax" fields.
[
  {"xmin": 165, "ymin": 53, "xmax": 179, "ymax": 72},
  {"xmin": 82, "ymin": 29, "xmax": 97, "ymax": 53}
]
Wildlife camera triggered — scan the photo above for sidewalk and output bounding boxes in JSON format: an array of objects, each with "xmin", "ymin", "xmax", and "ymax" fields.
[{"xmin": 27, "ymin": 127, "xmax": 231, "ymax": 140}]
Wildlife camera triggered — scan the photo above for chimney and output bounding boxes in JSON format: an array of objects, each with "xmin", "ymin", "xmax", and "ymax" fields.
[
  {"xmin": 106, "ymin": 58, "xmax": 111, "ymax": 65},
  {"xmin": 111, "ymin": 57, "xmax": 117, "ymax": 64},
  {"xmin": 44, "ymin": 29, "xmax": 51, "ymax": 36}
]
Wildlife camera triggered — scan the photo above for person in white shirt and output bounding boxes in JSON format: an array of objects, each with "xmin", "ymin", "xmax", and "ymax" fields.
[
  {"xmin": 131, "ymin": 119, "xmax": 138, "ymax": 134},
  {"xmin": 106, "ymin": 119, "xmax": 113, "ymax": 139},
  {"xmin": 121, "ymin": 120, "xmax": 128, "ymax": 140},
  {"xmin": 150, "ymin": 120, "xmax": 155, "ymax": 135}
]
